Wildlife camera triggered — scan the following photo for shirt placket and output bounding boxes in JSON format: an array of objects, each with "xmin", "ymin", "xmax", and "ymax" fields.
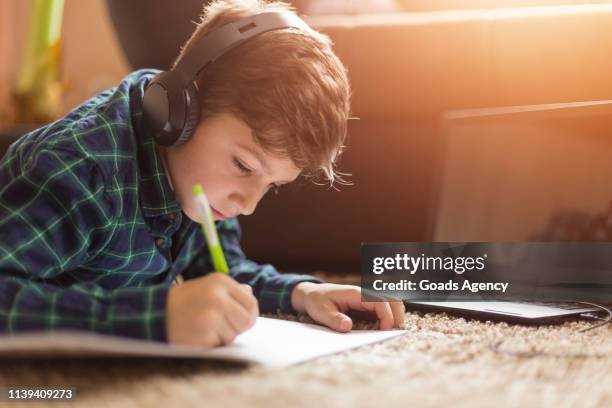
[{"xmin": 150, "ymin": 212, "xmax": 182, "ymax": 286}]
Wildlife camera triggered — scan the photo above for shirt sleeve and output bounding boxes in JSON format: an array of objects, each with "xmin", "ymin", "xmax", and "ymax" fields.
[
  {"xmin": 0, "ymin": 147, "xmax": 169, "ymax": 342},
  {"xmin": 182, "ymin": 218, "xmax": 323, "ymax": 314}
]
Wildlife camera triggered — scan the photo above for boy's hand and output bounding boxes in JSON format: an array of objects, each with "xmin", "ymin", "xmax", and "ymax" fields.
[
  {"xmin": 291, "ymin": 282, "xmax": 405, "ymax": 332},
  {"xmin": 166, "ymin": 272, "xmax": 258, "ymax": 347}
]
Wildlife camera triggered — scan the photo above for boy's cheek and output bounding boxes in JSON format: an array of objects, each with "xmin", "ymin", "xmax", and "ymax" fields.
[
  {"xmin": 178, "ymin": 200, "xmax": 199, "ymax": 223},
  {"xmin": 182, "ymin": 209, "xmax": 197, "ymax": 223}
]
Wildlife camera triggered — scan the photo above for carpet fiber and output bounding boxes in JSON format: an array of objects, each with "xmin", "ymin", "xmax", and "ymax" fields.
[{"xmin": 1, "ymin": 307, "xmax": 611, "ymax": 408}]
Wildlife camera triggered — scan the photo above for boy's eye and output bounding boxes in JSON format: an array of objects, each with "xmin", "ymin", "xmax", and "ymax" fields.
[
  {"xmin": 233, "ymin": 157, "xmax": 251, "ymax": 174},
  {"xmin": 233, "ymin": 156, "xmax": 281, "ymax": 195}
]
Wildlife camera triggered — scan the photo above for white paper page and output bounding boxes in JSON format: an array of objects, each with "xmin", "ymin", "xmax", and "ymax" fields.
[{"xmin": 0, "ymin": 317, "xmax": 406, "ymax": 367}]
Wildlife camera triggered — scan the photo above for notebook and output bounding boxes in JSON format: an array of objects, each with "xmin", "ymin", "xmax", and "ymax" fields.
[{"xmin": 0, "ymin": 317, "xmax": 407, "ymax": 367}]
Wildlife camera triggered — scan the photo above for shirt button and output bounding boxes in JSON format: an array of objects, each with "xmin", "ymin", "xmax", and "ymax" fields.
[{"xmin": 155, "ymin": 238, "xmax": 165, "ymax": 247}]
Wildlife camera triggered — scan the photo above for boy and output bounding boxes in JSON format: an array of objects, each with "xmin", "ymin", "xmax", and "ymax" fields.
[{"xmin": 0, "ymin": 0, "xmax": 404, "ymax": 347}]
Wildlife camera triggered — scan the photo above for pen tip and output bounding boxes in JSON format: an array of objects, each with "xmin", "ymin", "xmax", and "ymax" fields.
[{"xmin": 192, "ymin": 184, "xmax": 203, "ymax": 196}]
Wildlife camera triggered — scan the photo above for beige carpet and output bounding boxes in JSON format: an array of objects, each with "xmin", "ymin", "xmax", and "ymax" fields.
[{"xmin": 1, "ymin": 307, "xmax": 611, "ymax": 408}]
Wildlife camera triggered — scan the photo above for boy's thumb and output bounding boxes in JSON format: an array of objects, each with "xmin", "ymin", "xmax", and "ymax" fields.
[{"xmin": 327, "ymin": 311, "xmax": 352, "ymax": 332}]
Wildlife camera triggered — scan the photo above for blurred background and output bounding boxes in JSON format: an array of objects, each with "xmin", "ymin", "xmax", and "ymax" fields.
[
  {"xmin": 4, "ymin": 0, "xmax": 612, "ymax": 124},
  {"xmin": 1, "ymin": 0, "xmax": 612, "ymax": 277}
]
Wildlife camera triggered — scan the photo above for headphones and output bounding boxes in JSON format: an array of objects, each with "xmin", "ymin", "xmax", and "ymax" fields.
[{"xmin": 142, "ymin": 11, "xmax": 312, "ymax": 147}]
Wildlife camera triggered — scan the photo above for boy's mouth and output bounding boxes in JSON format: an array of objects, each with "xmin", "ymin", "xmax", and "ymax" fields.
[{"xmin": 210, "ymin": 206, "xmax": 226, "ymax": 221}]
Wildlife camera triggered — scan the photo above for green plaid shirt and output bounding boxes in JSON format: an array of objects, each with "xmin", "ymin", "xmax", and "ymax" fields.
[{"xmin": 0, "ymin": 69, "xmax": 322, "ymax": 343}]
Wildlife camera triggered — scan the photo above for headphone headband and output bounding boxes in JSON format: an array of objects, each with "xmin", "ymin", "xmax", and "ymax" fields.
[
  {"xmin": 174, "ymin": 12, "xmax": 311, "ymax": 86},
  {"xmin": 143, "ymin": 11, "xmax": 312, "ymax": 146}
]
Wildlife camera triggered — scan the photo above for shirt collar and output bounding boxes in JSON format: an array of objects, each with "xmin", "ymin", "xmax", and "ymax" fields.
[{"xmin": 129, "ymin": 70, "xmax": 182, "ymax": 218}]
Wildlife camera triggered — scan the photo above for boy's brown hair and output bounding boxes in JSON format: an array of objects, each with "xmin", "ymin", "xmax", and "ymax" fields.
[{"xmin": 173, "ymin": 0, "xmax": 352, "ymax": 187}]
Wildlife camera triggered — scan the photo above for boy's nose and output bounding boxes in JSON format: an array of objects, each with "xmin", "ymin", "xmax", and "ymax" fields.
[
  {"xmin": 235, "ymin": 190, "xmax": 259, "ymax": 216},
  {"xmin": 241, "ymin": 195, "xmax": 259, "ymax": 216}
]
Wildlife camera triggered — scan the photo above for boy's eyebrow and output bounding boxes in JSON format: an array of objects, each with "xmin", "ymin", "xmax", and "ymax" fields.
[
  {"xmin": 236, "ymin": 143, "xmax": 294, "ymax": 184},
  {"xmin": 236, "ymin": 143, "xmax": 270, "ymax": 172}
]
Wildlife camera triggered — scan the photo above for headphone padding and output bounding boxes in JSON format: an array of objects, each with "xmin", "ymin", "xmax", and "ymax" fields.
[{"xmin": 174, "ymin": 83, "xmax": 201, "ymax": 146}]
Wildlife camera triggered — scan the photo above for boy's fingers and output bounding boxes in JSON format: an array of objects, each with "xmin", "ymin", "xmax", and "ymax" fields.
[
  {"xmin": 223, "ymin": 296, "xmax": 256, "ymax": 333},
  {"xmin": 358, "ymin": 301, "xmax": 394, "ymax": 330},
  {"xmin": 329, "ymin": 311, "xmax": 353, "ymax": 332},
  {"xmin": 328, "ymin": 288, "xmax": 399, "ymax": 330},
  {"xmin": 314, "ymin": 298, "xmax": 353, "ymax": 332},
  {"xmin": 230, "ymin": 283, "xmax": 259, "ymax": 317},
  {"xmin": 217, "ymin": 317, "xmax": 238, "ymax": 345},
  {"xmin": 349, "ymin": 301, "xmax": 395, "ymax": 330},
  {"xmin": 201, "ymin": 313, "xmax": 235, "ymax": 346},
  {"xmin": 389, "ymin": 301, "xmax": 406, "ymax": 328},
  {"xmin": 375, "ymin": 302, "xmax": 395, "ymax": 330}
]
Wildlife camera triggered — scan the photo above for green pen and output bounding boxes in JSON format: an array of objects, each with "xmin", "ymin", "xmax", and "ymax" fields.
[{"xmin": 192, "ymin": 184, "xmax": 229, "ymax": 274}]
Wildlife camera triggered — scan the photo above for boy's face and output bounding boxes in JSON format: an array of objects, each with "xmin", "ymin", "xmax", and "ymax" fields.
[{"xmin": 160, "ymin": 112, "xmax": 301, "ymax": 222}]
